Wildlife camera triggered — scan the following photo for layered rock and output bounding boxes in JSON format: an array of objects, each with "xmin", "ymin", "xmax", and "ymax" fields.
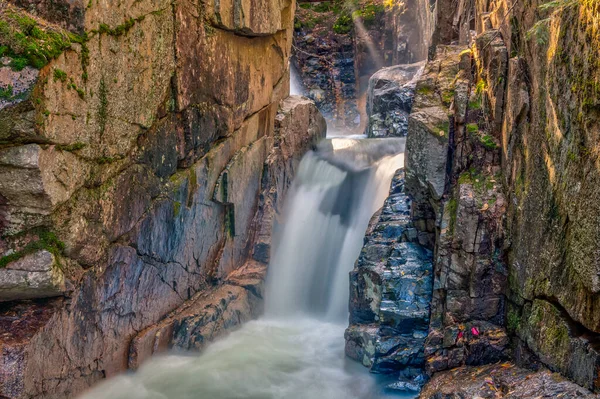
[
  {"xmin": 0, "ymin": 0, "xmax": 328, "ymax": 395},
  {"xmin": 345, "ymin": 170, "xmax": 433, "ymax": 390},
  {"xmin": 366, "ymin": 62, "xmax": 424, "ymax": 138}
]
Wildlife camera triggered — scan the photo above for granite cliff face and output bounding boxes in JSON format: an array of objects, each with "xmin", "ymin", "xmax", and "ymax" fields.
[
  {"xmin": 349, "ymin": 0, "xmax": 600, "ymax": 395},
  {"xmin": 0, "ymin": 0, "xmax": 326, "ymax": 397}
]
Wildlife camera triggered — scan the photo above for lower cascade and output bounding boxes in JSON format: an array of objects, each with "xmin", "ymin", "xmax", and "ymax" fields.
[{"xmin": 79, "ymin": 137, "xmax": 413, "ymax": 399}]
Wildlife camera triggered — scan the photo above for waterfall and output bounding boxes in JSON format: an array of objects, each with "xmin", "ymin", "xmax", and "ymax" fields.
[
  {"xmin": 265, "ymin": 138, "xmax": 405, "ymax": 321},
  {"xmin": 290, "ymin": 62, "xmax": 304, "ymax": 96},
  {"xmin": 78, "ymin": 137, "xmax": 413, "ymax": 399}
]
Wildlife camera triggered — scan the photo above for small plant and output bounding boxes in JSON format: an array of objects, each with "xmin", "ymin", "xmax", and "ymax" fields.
[
  {"xmin": 0, "ymin": 84, "xmax": 14, "ymax": 100},
  {"xmin": 446, "ymin": 197, "xmax": 458, "ymax": 235},
  {"xmin": 466, "ymin": 123, "xmax": 479, "ymax": 134},
  {"xmin": 53, "ymin": 68, "xmax": 67, "ymax": 82},
  {"xmin": 0, "ymin": 228, "xmax": 66, "ymax": 269},
  {"xmin": 56, "ymin": 142, "xmax": 86, "ymax": 152},
  {"xmin": 333, "ymin": 14, "xmax": 352, "ymax": 34},
  {"xmin": 475, "ymin": 79, "xmax": 486, "ymax": 95},
  {"xmin": 0, "ymin": 9, "xmax": 80, "ymax": 70},
  {"xmin": 417, "ymin": 85, "xmax": 433, "ymax": 95},
  {"xmin": 480, "ymin": 134, "xmax": 497, "ymax": 150}
]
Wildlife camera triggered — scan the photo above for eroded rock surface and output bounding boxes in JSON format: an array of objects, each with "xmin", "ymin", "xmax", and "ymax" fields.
[
  {"xmin": 366, "ymin": 62, "xmax": 424, "ymax": 138},
  {"xmin": 0, "ymin": 0, "xmax": 326, "ymax": 394},
  {"xmin": 345, "ymin": 170, "xmax": 433, "ymax": 390}
]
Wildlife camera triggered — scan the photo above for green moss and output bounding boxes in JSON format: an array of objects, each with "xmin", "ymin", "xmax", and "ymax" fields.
[
  {"xmin": 56, "ymin": 142, "xmax": 86, "ymax": 152},
  {"xmin": 351, "ymin": 3, "xmax": 384, "ymax": 27},
  {"xmin": 417, "ymin": 85, "xmax": 433, "ymax": 95},
  {"xmin": 466, "ymin": 123, "xmax": 479, "ymax": 134},
  {"xmin": 187, "ymin": 167, "xmax": 197, "ymax": 207},
  {"xmin": 204, "ymin": 22, "xmax": 216, "ymax": 37},
  {"xmin": 173, "ymin": 201, "xmax": 181, "ymax": 217},
  {"xmin": 93, "ymin": 16, "xmax": 145, "ymax": 37},
  {"xmin": 458, "ymin": 168, "xmax": 496, "ymax": 193},
  {"xmin": 333, "ymin": 14, "xmax": 352, "ymax": 34},
  {"xmin": 507, "ymin": 309, "xmax": 521, "ymax": 333},
  {"xmin": 0, "ymin": 8, "xmax": 79, "ymax": 70},
  {"xmin": 53, "ymin": 68, "xmax": 67, "ymax": 82},
  {"xmin": 0, "ymin": 228, "xmax": 65, "ymax": 268},
  {"xmin": 468, "ymin": 98, "xmax": 482, "ymax": 109},
  {"xmin": 441, "ymin": 89, "xmax": 455, "ymax": 105},
  {"xmin": 480, "ymin": 134, "xmax": 497, "ymax": 150},
  {"xmin": 67, "ymin": 78, "xmax": 85, "ymax": 99},
  {"xmin": 446, "ymin": 197, "xmax": 458, "ymax": 235},
  {"xmin": 0, "ymin": 84, "xmax": 14, "ymax": 100},
  {"xmin": 435, "ymin": 121, "xmax": 450, "ymax": 137}
]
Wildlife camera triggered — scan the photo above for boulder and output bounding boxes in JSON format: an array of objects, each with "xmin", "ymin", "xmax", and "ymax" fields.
[
  {"xmin": 0, "ymin": 250, "xmax": 66, "ymax": 301},
  {"xmin": 366, "ymin": 62, "xmax": 424, "ymax": 138}
]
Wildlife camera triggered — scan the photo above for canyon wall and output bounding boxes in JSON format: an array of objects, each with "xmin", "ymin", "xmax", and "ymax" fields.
[
  {"xmin": 350, "ymin": 0, "xmax": 600, "ymax": 394},
  {"xmin": 0, "ymin": 0, "xmax": 326, "ymax": 397},
  {"xmin": 406, "ymin": 0, "xmax": 600, "ymax": 393}
]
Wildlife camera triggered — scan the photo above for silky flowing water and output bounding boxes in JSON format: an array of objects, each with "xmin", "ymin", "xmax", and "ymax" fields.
[{"xmin": 80, "ymin": 138, "xmax": 413, "ymax": 399}]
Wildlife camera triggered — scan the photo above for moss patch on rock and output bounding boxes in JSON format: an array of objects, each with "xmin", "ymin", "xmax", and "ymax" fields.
[
  {"xmin": 0, "ymin": 6, "xmax": 83, "ymax": 71},
  {"xmin": 0, "ymin": 228, "xmax": 65, "ymax": 268}
]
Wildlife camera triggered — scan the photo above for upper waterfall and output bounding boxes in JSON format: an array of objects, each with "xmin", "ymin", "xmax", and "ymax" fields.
[{"xmin": 265, "ymin": 138, "xmax": 405, "ymax": 321}]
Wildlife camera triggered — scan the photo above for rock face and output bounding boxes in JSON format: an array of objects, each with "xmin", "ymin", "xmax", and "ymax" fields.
[
  {"xmin": 366, "ymin": 62, "xmax": 424, "ymax": 138},
  {"xmin": 0, "ymin": 0, "xmax": 327, "ymax": 395},
  {"xmin": 398, "ymin": 0, "xmax": 600, "ymax": 393},
  {"xmin": 419, "ymin": 363, "xmax": 599, "ymax": 399},
  {"xmin": 345, "ymin": 170, "xmax": 433, "ymax": 389}
]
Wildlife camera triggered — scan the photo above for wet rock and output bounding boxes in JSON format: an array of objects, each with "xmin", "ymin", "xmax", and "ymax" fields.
[
  {"xmin": 346, "ymin": 170, "xmax": 433, "ymax": 377},
  {"xmin": 367, "ymin": 62, "xmax": 425, "ymax": 138},
  {"xmin": 0, "ymin": 250, "xmax": 67, "ymax": 301},
  {"xmin": 419, "ymin": 363, "xmax": 599, "ymax": 398}
]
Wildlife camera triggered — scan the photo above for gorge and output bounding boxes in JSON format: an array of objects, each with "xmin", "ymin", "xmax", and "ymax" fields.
[{"xmin": 0, "ymin": 0, "xmax": 600, "ymax": 397}]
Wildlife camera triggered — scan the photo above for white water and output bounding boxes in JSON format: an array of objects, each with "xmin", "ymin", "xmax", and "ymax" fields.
[
  {"xmin": 266, "ymin": 139, "xmax": 404, "ymax": 321},
  {"xmin": 80, "ymin": 138, "xmax": 409, "ymax": 399}
]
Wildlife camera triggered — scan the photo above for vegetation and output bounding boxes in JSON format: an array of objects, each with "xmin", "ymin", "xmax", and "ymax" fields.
[
  {"xmin": 526, "ymin": 0, "xmax": 579, "ymax": 45},
  {"xmin": 98, "ymin": 78, "xmax": 108, "ymax": 135},
  {"xmin": 56, "ymin": 142, "xmax": 86, "ymax": 152},
  {"xmin": 466, "ymin": 123, "xmax": 479, "ymax": 134},
  {"xmin": 351, "ymin": 2, "xmax": 384, "ymax": 28},
  {"xmin": 53, "ymin": 68, "xmax": 68, "ymax": 82},
  {"xmin": 0, "ymin": 85, "xmax": 14, "ymax": 100},
  {"xmin": 93, "ymin": 16, "xmax": 146, "ymax": 37},
  {"xmin": 0, "ymin": 8, "xmax": 82, "ymax": 71},
  {"xmin": 446, "ymin": 197, "xmax": 458, "ymax": 235},
  {"xmin": 333, "ymin": 14, "xmax": 353, "ymax": 34},
  {"xmin": 0, "ymin": 228, "xmax": 65, "ymax": 268},
  {"xmin": 480, "ymin": 134, "xmax": 497, "ymax": 150},
  {"xmin": 507, "ymin": 309, "xmax": 521, "ymax": 333}
]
